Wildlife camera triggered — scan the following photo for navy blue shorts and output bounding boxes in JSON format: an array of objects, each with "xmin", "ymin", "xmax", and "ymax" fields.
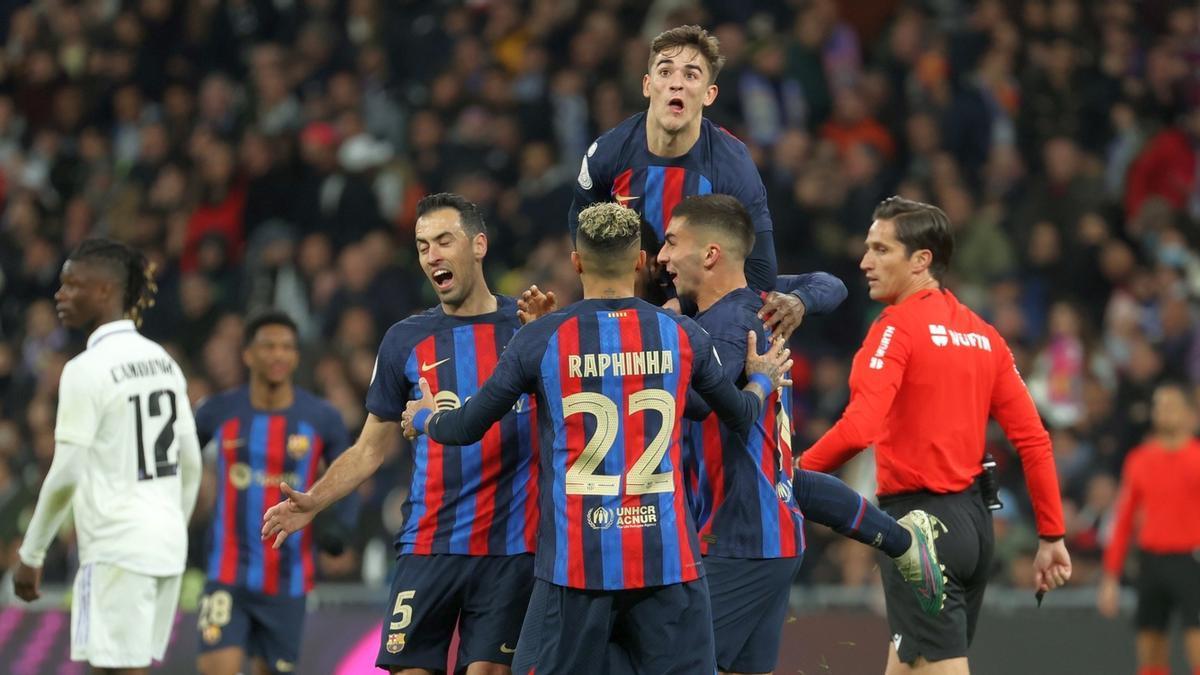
[
  {"xmin": 705, "ymin": 555, "xmax": 802, "ymax": 673},
  {"xmin": 514, "ymin": 577, "xmax": 715, "ymax": 675},
  {"xmin": 197, "ymin": 581, "xmax": 307, "ymax": 672},
  {"xmin": 376, "ymin": 554, "xmax": 534, "ymax": 673}
]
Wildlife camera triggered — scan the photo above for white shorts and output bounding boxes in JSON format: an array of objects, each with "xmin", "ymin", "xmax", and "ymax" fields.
[{"xmin": 71, "ymin": 562, "xmax": 181, "ymax": 668}]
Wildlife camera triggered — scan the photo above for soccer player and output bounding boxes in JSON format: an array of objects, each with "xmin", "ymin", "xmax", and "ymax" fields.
[
  {"xmin": 799, "ymin": 197, "xmax": 1071, "ymax": 675},
  {"xmin": 194, "ymin": 310, "xmax": 352, "ymax": 675},
  {"xmin": 1099, "ymin": 382, "xmax": 1200, "ymax": 675},
  {"xmin": 399, "ymin": 202, "xmax": 794, "ymax": 675},
  {"xmin": 262, "ymin": 193, "xmax": 539, "ymax": 675},
  {"xmin": 569, "ymin": 24, "xmax": 809, "ymax": 332},
  {"xmin": 13, "ymin": 238, "xmax": 203, "ymax": 674},
  {"xmin": 659, "ymin": 195, "xmax": 943, "ymax": 674}
]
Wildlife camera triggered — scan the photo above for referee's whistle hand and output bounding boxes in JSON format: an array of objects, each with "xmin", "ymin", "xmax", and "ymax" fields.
[{"xmin": 1033, "ymin": 539, "xmax": 1072, "ymax": 592}]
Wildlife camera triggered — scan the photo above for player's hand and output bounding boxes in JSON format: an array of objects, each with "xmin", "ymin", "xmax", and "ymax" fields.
[
  {"xmin": 1097, "ymin": 574, "xmax": 1120, "ymax": 618},
  {"xmin": 518, "ymin": 284, "xmax": 557, "ymax": 324},
  {"xmin": 744, "ymin": 331, "xmax": 793, "ymax": 391},
  {"xmin": 758, "ymin": 292, "xmax": 806, "ymax": 341},
  {"xmin": 262, "ymin": 483, "xmax": 320, "ymax": 550},
  {"xmin": 13, "ymin": 561, "xmax": 42, "ymax": 602},
  {"xmin": 400, "ymin": 378, "xmax": 435, "ymax": 440},
  {"xmin": 1033, "ymin": 538, "xmax": 1072, "ymax": 593},
  {"xmin": 662, "ymin": 298, "xmax": 681, "ymax": 314}
]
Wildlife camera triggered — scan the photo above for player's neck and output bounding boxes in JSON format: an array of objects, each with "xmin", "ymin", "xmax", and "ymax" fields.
[
  {"xmin": 1156, "ymin": 431, "xmax": 1192, "ymax": 450},
  {"xmin": 250, "ymin": 379, "xmax": 294, "ymax": 411},
  {"xmin": 442, "ymin": 280, "xmax": 497, "ymax": 317},
  {"xmin": 892, "ymin": 277, "xmax": 941, "ymax": 305},
  {"xmin": 646, "ymin": 118, "xmax": 701, "ymax": 158},
  {"xmin": 581, "ymin": 275, "xmax": 634, "ymax": 300},
  {"xmin": 695, "ymin": 268, "xmax": 747, "ymax": 313}
]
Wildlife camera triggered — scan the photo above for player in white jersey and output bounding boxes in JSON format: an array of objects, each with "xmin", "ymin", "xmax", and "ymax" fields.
[{"xmin": 14, "ymin": 238, "xmax": 203, "ymax": 674}]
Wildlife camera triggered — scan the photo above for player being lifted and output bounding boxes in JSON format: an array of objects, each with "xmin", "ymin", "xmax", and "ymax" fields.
[
  {"xmin": 401, "ymin": 202, "xmax": 793, "ymax": 674},
  {"xmin": 194, "ymin": 310, "xmax": 354, "ymax": 675},
  {"xmin": 14, "ymin": 238, "xmax": 203, "ymax": 674},
  {"xmin": 570, "ymin": 24, "xmax": 813, "ymax": 332},
  {"xmin": 262, "ymin": 193, "xmax": 540, "ymax": 675},
  {"xmin": 659, "ymin": 195, "xmax": 943, "ymax": 674}
]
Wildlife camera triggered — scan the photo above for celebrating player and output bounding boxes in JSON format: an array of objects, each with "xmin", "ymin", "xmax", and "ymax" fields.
[
  {"xmin": 659, "ymin": 195, "xmax": 943, "ymax": 674},
  {"xmin": 262, "ymin": 193, "xmax": 539, "ymax": 675},
  {"xmin": 14, "ymin": 238, "xmax": 203, "ymax": 674},
  {"xmin": 1099, "ymin": 382, "xmax": 1200, "ymax": 675},
  {"xmin": 799, "ymin": 197, "xmax": 1070, "ymax": 675},
  {"xmin": 194, "ymin": 310, "xmax": 353, "ymax": 675},
  {"xmin": 569, "ymin": 24, "xmax": 809, "ymax": 331},
  {"xmin": 401, "ymin": 202, "xmax": 793, "ymax": 674}
]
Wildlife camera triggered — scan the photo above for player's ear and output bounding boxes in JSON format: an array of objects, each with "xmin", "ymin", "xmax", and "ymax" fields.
[
  {"xmin": 703, "ymin": 83, "xmax": 718, "ymax": 106},
  {"xmin": 635, "ymin": 249, "xmax": 647, "ymax": 272},
  {"xmin": 642, "ymin": 73, "xmax": 651, "ymax": 99},
  {"xmin": 910, "ymin": 248, "xmax": 933, "ymax": 274},
  {"xmin": 473, "ymin": 232, "xmax": 488, "ymax": 260},
  {"xmin": 571, "ymin": 251, "xmax": 583, "ymax": 275},
  {"xmin": 704, "ymin": 244, "xmax": 720, "ymax": 269}
]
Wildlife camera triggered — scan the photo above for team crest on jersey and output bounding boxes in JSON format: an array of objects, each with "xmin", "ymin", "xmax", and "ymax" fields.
[
  {"xmin": 775, "ymin": 479, "xmax": 793, "ymax": 502},
  {"xmin": 287, "ymin": 434, "xmax": 310, "ymax": 459},
  {"xmin": 386, "ymin": 632, "xmax": 407, "ymax": 654},
  {"xmin": 587, "ymin": 506, "xmax": 615, "ymax": 530},
  {"xmin": 203, "ymin": 625, "xmax": 222, "ymax": 645}
]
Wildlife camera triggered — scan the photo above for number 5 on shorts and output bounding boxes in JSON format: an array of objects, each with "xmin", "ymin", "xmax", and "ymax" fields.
[{"xmin": 390, "ymin": 590, "xmax": 416, "ymax": 631}]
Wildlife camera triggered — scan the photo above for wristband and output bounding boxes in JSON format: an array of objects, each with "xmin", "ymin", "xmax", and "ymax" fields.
[
  {"xmin": 749, "ymin": 373, "xmax": 773, "ymax": 392},
  {"xmin": 412, "ymin": 408, "xmax": 433, "ymax": 434}
]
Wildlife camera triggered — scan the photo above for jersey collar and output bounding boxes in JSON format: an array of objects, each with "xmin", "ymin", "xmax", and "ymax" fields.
[{"xmin": 87, "ymin": 319, "xmax": 137, "ymax": 349}]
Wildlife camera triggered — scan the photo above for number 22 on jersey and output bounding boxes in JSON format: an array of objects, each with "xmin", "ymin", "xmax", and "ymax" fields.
[{"xmin": 564, "ymin": 388, "xmax": 675, "ymax": 496}]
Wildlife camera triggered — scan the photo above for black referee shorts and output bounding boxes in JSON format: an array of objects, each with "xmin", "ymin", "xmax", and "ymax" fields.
[
  {"xmin": 1135, "ymin": 550, "xmax": 1200, "ymax": 631},
  {"xmin": 878, "ymin": 485, "xmax": 994, "ymax": 665}
]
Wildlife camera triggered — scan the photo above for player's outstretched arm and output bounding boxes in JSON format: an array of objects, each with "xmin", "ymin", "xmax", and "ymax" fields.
[
  {"xmin": 262, "ymin": 413, "xmax": 396, "ymax": 549},
  {"xmin": 15, "ymin": 441, "xmax": 86, "ymax": 601}
]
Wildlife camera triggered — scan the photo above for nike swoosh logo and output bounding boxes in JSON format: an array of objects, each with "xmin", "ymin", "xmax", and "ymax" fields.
[
  {"xmin": 614, "ymin": 194, "xmax": 640, "ymax": 203},
  {"xmin": 500, "ymin": 644, "xmax": 516, "ymax": 654},
  {"xmin": 421, "ymin": 358, "xmax": 451, "ymax": 372}
]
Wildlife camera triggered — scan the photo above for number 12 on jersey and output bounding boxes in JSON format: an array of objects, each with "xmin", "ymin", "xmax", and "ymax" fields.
[{"xmin": 129, "ymin": 389, "xmax": 179, "ymax": 481}]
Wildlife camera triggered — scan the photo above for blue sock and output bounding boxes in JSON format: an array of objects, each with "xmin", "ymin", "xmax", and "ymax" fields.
[{"xmin": 793, "ymin": 469, "xmax": 912, "ymax": 557}]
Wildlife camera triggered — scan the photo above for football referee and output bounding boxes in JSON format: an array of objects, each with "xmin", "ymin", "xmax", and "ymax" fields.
[
  {"xmin": 1099, "ymin": 382, "xmax": 1200, "ymax": 675},
  {"xmin": 799, "ymin": 197, "xmax": 1071, "ymax": 675}
]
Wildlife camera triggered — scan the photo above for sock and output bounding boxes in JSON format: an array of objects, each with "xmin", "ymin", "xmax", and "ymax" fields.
[{"xmin": 793, "ymin": 469, "xmax": 912, "ymax": 557}]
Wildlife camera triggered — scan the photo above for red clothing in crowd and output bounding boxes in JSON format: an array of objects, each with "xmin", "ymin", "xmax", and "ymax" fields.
[
  {"xmin": 1124, "ymin": 127, "xmax": 1197, "ymax": 220},
  {"xmin": 1102, "ymin": 438, "xmax": 1200, "ymax": 576},
  {"xmin": 800, "ymin": 289, "xmax": 1065, "ymax": 537}
]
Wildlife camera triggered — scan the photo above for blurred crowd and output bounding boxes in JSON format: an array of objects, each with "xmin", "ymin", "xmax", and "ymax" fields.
[{"xmin": 0, "ymin": 0, "xmax": 1198, "ymax": 594}]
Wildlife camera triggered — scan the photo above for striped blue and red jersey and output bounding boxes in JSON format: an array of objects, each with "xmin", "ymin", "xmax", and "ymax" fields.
[
  {"xmin": 681, "ymin": 288, "xmax": 805, "ymax": 559},
  {"xmin": 366, "ymin": 294, "xmax": 538, "ymax": 557},
  {"xmin": 569, "ymin": 112, "xmax": 778, "ymax": 291},
  {"xmin": 195, "ymin": 386, "xmax": 349, "ymax": 597},
  {"xmin": 422, "ymin": 297, "xmax": 765, "ymax": 591}
]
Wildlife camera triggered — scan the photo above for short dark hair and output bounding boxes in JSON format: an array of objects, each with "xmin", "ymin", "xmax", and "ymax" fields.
[
  {"xmin": 415, "ymin": 192, "xmax": 487, "ymax": 237},
  {"xmin": 872, "ymin": 196, "xmax": 955, "ymax": 280},
  {"xmin": 1155, "ymin": 380, "xmax": 1196, "ymax": 408},
  {"xmin": 68, "ymin": 238, "xmax": 158, "ymax": 327},
  {"xmin": 576, "ymin": 203, "xmax": 642, "ymax": 276},
  {"xmin": 669, "ymin": 194, "xmax": 754, "ymax": 259},
  {"xmin": 243, "ymin": 309, "xmax": 299, "ymax": 347},
  {"xmin": 649, "ymin": 25, "xmax": 726, "ymax": 84}
]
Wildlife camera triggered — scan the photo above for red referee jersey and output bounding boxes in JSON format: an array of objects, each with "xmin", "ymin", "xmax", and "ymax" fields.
[
  {"xmin": 1103, "ymin": 438, "xmax": 1200, "ymax": 576},
  {"xmin": 800, "ymin": 289, "xmax": 1065, "ymax": 537}
]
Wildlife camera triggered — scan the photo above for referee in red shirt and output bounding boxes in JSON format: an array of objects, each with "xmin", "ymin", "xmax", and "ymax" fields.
[
  {"xmin": 1099, "ymin": 382, "xmax": 1200, "ymax": 675},
  {"xmin": 799, "ymin": 197, "xmax": 1071, "ymax": 675}
]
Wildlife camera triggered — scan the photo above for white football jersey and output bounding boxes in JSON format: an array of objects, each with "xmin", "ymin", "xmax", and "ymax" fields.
[{"xmin": 56, "ymin": 320, "xmax": 197, "ymax": 576}]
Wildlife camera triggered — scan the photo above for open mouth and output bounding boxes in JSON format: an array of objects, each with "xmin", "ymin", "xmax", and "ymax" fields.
[
  {"xmin": 431, "ymin": 268, "xmax": 454, "ymax": 290},
  {"xmin": 668, "ymin": 98, "xmax": 684, "ymax": 113}
]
